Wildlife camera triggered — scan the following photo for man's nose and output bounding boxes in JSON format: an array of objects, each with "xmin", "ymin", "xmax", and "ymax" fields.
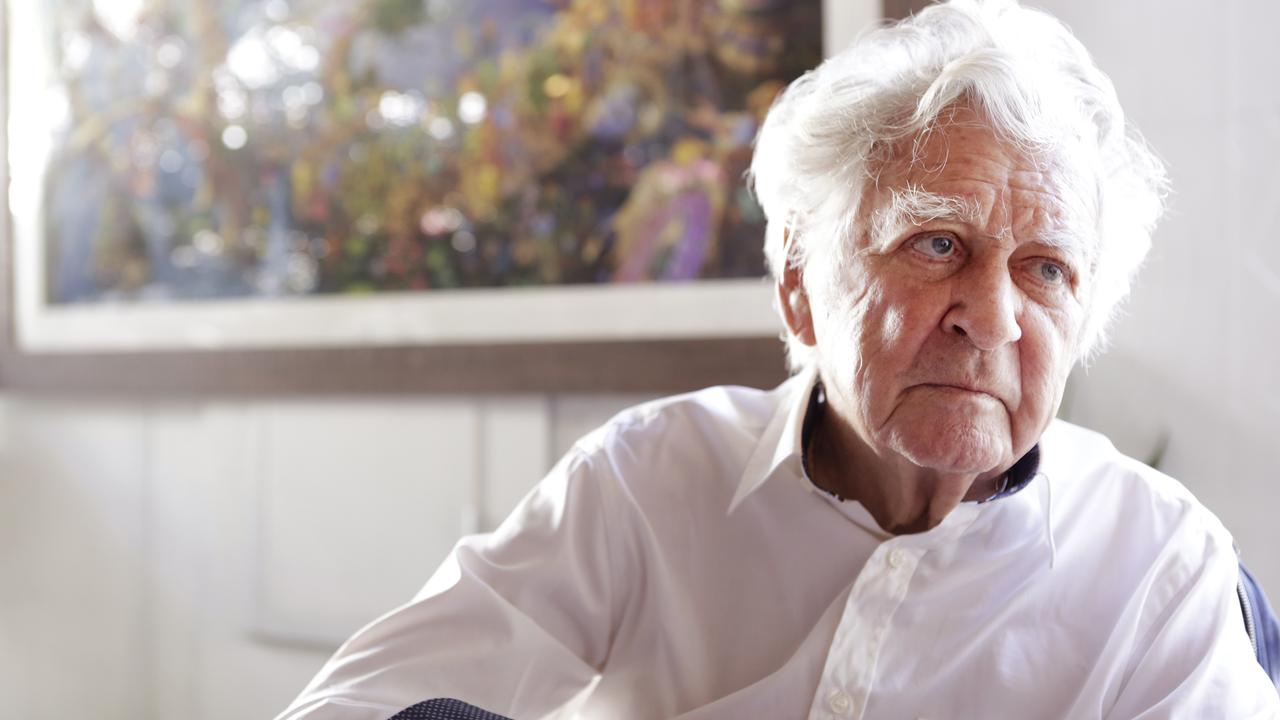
[{"xmin": 942, "ymin": 262, "xmax": 1022, "ymax": 350}]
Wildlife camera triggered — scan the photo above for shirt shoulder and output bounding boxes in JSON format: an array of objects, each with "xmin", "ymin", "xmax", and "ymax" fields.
[
  {"xmin": 573, "ymin": 383, "xmax": 783, "ymax": 461},
  {"xmin": 1034, "ymin": 422, "xmax": 1273, "ymax": 717},
  {"xmin": 1040, "ymin": 418, "xmax": 1235, "ymax": 571},
  {"xmin": 1044, "ymin": 419, "xmax": 1214, "ymax": 516},
  {"xmin": 564, "ymin": 382, "xmax": 793, "ymax": 508}
]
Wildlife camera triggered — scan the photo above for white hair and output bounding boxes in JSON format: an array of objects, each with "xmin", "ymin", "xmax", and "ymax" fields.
[{"xmin": 748, "ymin": 0, "xmax": 1168, "ymax": 371}]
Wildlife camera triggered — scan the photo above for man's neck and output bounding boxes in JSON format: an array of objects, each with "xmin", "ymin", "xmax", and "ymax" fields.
[
  {"xmin": 808, "ymin": 417, "xmax": 1003, "ymax": 534},
  {"xmin": 798, "ymin": 379, "xmax": 1012, "ymax": 534},
  {"xmin": 822, "ymin": 449, "xmax": 1004, "ymax": 534}
]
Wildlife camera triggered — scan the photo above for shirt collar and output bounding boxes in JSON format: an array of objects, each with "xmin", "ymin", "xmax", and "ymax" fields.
[
  {"xmin": 981, "ymin": 443, "xmax": 1040, "ymax": 503},
  {"xmin": 728, "ymin": 368, "xmax": 1043, "ymax": 514},
  {"xmin": 728, "ymin": 367, "xmax": 817, "ymax": 515}
]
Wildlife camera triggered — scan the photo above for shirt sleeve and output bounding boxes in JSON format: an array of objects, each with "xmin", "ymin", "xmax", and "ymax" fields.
[
  {"xmin": 274, "ymin": 447, "xmax": 622, "ymax": 720},
  {"xmin": 1104, "ymin": 516, "xmax": 1280, "ymax": 719}
]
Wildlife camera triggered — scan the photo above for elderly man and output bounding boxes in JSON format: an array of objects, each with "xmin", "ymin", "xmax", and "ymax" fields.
[{"xmin": 279, "ymin": 1, "xmax": 1280, "ymax": 718}]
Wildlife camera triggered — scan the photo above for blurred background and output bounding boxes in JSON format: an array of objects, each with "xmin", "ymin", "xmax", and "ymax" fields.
[{"xmin": 0, "ymin": 0, "xmax": 1276, "ymax": 717}]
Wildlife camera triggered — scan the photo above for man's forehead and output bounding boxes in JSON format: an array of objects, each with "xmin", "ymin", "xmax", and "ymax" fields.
[
  {"xmin": 879, "ymin": 124, "xmax": 1076, "ymax": 195},
  {"xmin": 866, "ymin": 121, "xmax": 1098, "ymax": 253},
  {"xmin": 883, "ymin": 107, "xmax": 1090, "ymax": 185}
]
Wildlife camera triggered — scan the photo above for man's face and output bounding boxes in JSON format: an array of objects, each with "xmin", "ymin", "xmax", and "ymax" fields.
[{"xmin": 795, "ymin": 108, "xmax": 1092, "ymax": 479}]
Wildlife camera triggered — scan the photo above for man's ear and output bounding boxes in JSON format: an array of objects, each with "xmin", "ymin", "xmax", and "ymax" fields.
[{"xmin": 777, "ymin": 228, "xmax": 816, "ymax": 346}]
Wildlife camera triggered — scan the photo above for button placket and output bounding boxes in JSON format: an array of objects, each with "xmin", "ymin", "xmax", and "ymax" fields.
[
  {"xmin": 827, "ymin": 690, "xmax": 852, "ymax": 714},
  {"xmin": 816, "ymin": 508, "xmax": 983, "ymax": 719},
  {"xmin": 810, "ymin": 542, "xmax": 925, "ymax": 720}
]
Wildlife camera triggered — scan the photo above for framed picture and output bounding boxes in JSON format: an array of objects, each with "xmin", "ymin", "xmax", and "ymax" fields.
[{"xmin": 1, "ymin": 0, "xmax": 888, "ymax": 394}]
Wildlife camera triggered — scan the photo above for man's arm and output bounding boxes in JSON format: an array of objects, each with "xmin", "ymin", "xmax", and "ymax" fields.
[
  {"xmin": 275, "ymin": 448, "xmax": 622, "ymax": 720},
  {"xmin": 1104, "ymin": 519, "xmax": 1280, "ymax": 718}
]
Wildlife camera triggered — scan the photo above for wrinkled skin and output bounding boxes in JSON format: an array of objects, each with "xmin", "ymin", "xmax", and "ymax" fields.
[{"xmin": 780, "ymin": 107, "xmax": 1092, "ymax": 534}]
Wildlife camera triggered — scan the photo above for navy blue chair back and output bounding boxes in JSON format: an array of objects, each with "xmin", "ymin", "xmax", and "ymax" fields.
[
  {"xmin": 387, "ymin": 698, "xmax": 513, "ymax": 720},
  {"xmin": 1240, "ymin": 561, "xmax": 1280, "ymax": 689}
]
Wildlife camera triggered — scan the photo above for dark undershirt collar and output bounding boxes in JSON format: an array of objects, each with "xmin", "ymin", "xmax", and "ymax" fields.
[{"xmin": 800, "ymin": 380, "xmax": 1041, "ymax": 504}]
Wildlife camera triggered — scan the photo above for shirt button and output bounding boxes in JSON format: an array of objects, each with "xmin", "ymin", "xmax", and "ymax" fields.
[
  {"xmin": 827, "ymin": 690, "xmax": 852, "ymax": 714},
  {"xmin": 888, "ymin": 549, "xmax": 906, "ymax": 568}
]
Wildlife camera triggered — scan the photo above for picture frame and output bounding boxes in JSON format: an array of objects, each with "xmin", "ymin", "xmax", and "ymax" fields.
[{"xmin": 0, "ymin": 0, "xmax": 900, "ymax": 395}]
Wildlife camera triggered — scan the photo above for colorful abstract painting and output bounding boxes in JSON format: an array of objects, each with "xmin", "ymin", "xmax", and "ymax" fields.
[{"xmin": 35, "ymin": 0, "xmax": 822, "ymax": 305}]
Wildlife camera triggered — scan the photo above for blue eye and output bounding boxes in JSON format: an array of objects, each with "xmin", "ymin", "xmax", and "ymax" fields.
[
  {"xmin": 914, "ymin": 233, "xmax": 957, "ymax": 258},
  {"xmin": 1039, "ymin": 261, "xmax": 1066, "ymax": 284}
]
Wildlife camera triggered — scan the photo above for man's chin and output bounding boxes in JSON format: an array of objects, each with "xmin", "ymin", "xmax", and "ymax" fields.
[{"xmin": 881, "ymin": 416, "xmax": 1010, "ymax": 477}]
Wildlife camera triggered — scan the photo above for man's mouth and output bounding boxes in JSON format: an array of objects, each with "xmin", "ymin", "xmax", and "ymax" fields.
[{"xmin": 917, "ymin": 383, "xmax": 1000, "ymax": 401}]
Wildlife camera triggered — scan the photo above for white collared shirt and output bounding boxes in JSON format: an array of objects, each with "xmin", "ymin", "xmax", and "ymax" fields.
[{"xmin": 278, "ymin": 373, "xmax": 1280, "ymax": 719}]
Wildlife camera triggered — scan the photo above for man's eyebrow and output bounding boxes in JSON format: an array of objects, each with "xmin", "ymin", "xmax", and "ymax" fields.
[
  {"xmin": 1034, "ymin": 228, "xmax": 1092, "ymax": 265},
  {"xmin": 868, "ymin": 185, "xmax": 983, "ymax": 252},
  {"xmin": 867, "ymin": 185, "xmax": 1092, "ymax": 266}
]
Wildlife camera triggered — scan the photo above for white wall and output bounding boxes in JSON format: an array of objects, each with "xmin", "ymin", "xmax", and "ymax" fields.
[
  {"xmin": 0, "ymin": 392, "xmax": 652, "ymax": 718},
  {"xmin": 2, "ymin": 2, "xmax": 1278, "ymax": 718}
]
